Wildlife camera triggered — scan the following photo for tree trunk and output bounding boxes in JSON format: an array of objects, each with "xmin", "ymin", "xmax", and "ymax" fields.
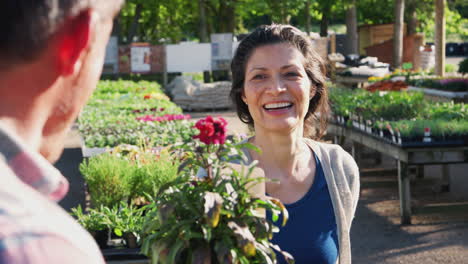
[
  {"xmin": 198, "ymin": 0, "xmax": 209, "ymax": 42},
  {"xmin": 345, "ymin": 0, "xmax": 358, "ymax": 54},
  {"xmin": 127, "ymin": 3, "xmax": 143, "ymax": 43},
  {"xmin": 435, "ymin": 0, "xmax": 446, "ymax": 76},
  {"xmin": 407, "ymin": 8, "xmax": 418, "ymax": 35},
  {"xmin": 393, "ymin": 0, "xmax": 405, "ymax": 68},
  {"xmin": 305, "ymin": 0, "xmax": 311, "ymax": 36},
  {"xmin": 198, "ymin": 0, "xmax": 210, "ymax": 83},
  {"xmin": 320, "ymin": 4, "xmax": 331, "ymax": 37}
]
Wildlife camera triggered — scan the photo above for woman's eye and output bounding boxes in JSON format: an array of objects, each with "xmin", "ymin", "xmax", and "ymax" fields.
[
  {"xmin": 285, "ymin": 72, "xmax": 299, "ymax": 77},
  {"xmin": 252, "ymin": 74, "xmax": 266, "ymax": 80}
]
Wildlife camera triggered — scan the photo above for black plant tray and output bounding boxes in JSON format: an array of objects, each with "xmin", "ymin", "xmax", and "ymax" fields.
[
  {"xmin": 398, "ymin": 140, "xmax": 467, "ymax": 148},
  {"xmin": 332, "ymin": 122, "xmax": 468, "ymax": 148},
  {"xmin": 102, "ymin": 247, "xmax": 148, "ymax": 261}
]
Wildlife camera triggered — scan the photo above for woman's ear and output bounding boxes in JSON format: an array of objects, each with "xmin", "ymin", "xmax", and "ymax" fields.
[
  {"xmin": 241, "ymin": 93, "xmax": 248, "ymax": 105},
  {"xmin": 310, "ymin": 84, "xmax": 317, "ymax": 99}
]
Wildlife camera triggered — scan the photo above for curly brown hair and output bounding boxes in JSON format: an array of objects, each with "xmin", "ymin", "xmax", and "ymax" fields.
[{"xmin": 230, "ymin": 24, "xmax": 329, "ymax": 139}]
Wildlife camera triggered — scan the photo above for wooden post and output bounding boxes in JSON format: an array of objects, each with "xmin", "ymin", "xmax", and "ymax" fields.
[
  {"xmin": 442, "ymin": 164, "xmax": 450, "ymax": 191},
  {"xmin": 417, "ymin": 165, "xmax": 424, "ymax": 179},
  {"xmin": 330, "ymin": 33, "xmax": 336, "ymax": 54},
  {"xmin": 435, "ymin": 0, "xmax": 446, "ymax": 76},
  {"xmin": 351, "ymin": 142, "xmax": 361, "ymax": 167},
  {"xmin": 398, "ymin": 160, "xmax": 412, "ymax": 225},
  {"xmin": 163, "ymin": 45, "xmax": 168, "ymax": 88}
]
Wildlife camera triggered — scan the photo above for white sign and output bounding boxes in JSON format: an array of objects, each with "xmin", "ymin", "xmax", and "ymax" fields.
[
  {"xmin": 211, "ymin": 33, "xmax": 233, "ymax": 70},
  {"xmin": 105, "ymin": 36, "xmax": 118, "ymax": 64},
  {"xmin": 104, "ymin": 36, "xmax": 118, "ymax": 73},
  {"xmin": 166, "ymin": 42, "xmax": 211, "ymax": 73},
  {"xmin": 131, "ymin": 44, "xmax": 151, "ymax": 73}
]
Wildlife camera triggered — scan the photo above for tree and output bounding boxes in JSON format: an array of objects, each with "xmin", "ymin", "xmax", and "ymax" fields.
[
  {"xmin": 393, "ymin": 0, "xmax": 405, "ymax": 68},
  {"xmin": 345, "ymin": 0, "xmax": 358, "ymax": 54}
]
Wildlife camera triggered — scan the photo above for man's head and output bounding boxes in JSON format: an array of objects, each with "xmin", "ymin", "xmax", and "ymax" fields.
[{"xmin": 0, "ymin": 0, "xmax": 123, "ymax": 161}]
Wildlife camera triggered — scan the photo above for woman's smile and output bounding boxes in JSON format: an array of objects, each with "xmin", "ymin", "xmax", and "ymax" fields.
[{"xmin": 242, "ymin": 43, "xmax": 312, "ymax": 134}]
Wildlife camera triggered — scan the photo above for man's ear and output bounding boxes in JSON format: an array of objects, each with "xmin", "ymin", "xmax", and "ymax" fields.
[{"xmin": 56, "ymin": 10, "xmax": 93, "ymax": 76}]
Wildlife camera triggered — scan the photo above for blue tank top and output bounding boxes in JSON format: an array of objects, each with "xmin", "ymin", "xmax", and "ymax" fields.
[{"xmin": 267, "ymin": 154, "xmax": 339, "ymax": 264}]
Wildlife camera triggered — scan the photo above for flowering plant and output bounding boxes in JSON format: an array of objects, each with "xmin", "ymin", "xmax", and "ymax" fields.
[
  {"xmin": 136, "ymin": 114, "xmax": 191, "ymax": 123},
  {"xmin": 140, "ymin": 116, "xmax": 293, "ymax": 264}
]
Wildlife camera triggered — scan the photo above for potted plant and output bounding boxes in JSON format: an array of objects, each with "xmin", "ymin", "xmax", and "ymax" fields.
[
  {"xmin": 140, "ymin": 116, "xmax": 293, "ymax": 264},
  {"xmin": 106, "ymin": 202, "xmax": 146, "ymax": 249},
  {"xmin": 71, "ymin": 205, "xmax": 110, "ymax": 248}
]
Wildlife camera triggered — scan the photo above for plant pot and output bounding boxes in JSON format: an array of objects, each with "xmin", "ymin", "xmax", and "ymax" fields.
[
  {"xmin": 91, "ymin": 229, "xmax": 109, "ymax": 249},
  {"xmin": 124, "ymin": 232, "xmax": 138, "ymax": 249}
]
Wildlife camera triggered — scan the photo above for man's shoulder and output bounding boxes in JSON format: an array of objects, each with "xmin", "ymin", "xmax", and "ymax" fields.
[{"xmin": 0, "ymin": 160, "xmax": 104, "ymax": 263}]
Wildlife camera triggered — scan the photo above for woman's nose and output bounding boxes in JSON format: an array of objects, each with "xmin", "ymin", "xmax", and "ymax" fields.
[{"xmin": 265, "ymin": 76, "xmax": 286, "ymax": 95}]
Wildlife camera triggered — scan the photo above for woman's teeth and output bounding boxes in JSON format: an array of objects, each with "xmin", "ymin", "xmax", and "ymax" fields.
[{"xmin": 263, "ymin": 102, "xmax": 293, "ymax": 110}]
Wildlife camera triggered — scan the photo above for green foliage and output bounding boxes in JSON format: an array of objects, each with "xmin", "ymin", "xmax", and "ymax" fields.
[
  {"xmin": 79, "ymin": 80, "xmax": 196, "ymax": 148},
  {"xmin": 101, "ymin": 202, "xmax": 146, "ymax": 238},
  {"xmin": 140, "ymin": 136, "xmax": 293, "ymax": 264},
  {"xmin": 80, "ymin": 153, "xmax": 134, "ymax": 208},
  {"xmin": 80, "ymin": 146, "xmax": 179, "ymax": 208},
  {"xmin": 329, "ymin": 85, "xmax": 468, "ymax": 138},
  {"xmin": 445, "ymin": 64, "xmax": 456, "ymax": 73},
  {"xmin": 407, "ymin": 77, "xmax": 468, "ymax": 92},
  {"xmin": 420, "ymin": 5, "xmax": 468, "ymax": 42},
  {"xmin": 70, "ymin": 205, "xmax": 108, "ymax": 232},
  {"xmin": 329, "ymin": 87, "xmax": 426, "ymax": 121},
  {"xmin": 459, "ymin": 58, "xmax": 468, "ymax": 76},
  {"xmin": 114, "ymin": 0, "xmax": 467, "ymax": 45}
]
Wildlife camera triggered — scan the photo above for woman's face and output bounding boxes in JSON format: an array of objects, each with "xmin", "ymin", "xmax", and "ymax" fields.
[{"xmin": 242, "ymin": 43, "xmax": 314, "ymax": 135}]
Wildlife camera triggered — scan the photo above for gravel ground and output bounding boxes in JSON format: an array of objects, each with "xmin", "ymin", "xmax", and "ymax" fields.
[{"xmin": 190, "ymin": 110, "xmax": 468, "ymax": 264}]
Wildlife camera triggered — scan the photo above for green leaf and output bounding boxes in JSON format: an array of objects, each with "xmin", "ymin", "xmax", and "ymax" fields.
[
  {"xmin": 167, "ymin": 239, "xmax": 184, "ymax": 264},
  {"xmin": 114, "ymin": 228, "xmax": 123, "ymax": 237}
]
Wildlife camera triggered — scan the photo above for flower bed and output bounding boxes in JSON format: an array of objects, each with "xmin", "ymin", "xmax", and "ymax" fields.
[
  {"xmin": 329, "ymin": 86, "xmax": 468, "ymax": 147},
  {"xmin": 78, "ymin": 80, "xmax": 196, "ymax": 148},
  {"xmin": 407, "ymin": 77, "xmax": 468, "ymax": 92}
]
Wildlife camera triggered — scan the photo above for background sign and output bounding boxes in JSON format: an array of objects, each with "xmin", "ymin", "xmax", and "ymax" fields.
[
  {"xmin": 211, "ymin": 33, "xmax": 233, "ymax": 70},
  {"xmin": 131, "ymin": 43, "xmax": 151, "ymax": 73},
  {"xmin": 103, "ymin": 36, "xmax": 118, "ymax": 73}
]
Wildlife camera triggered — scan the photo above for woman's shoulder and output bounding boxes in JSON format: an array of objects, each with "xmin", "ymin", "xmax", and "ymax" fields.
[{"xmin": 304, "ymin": 138, "xmax": 358, "ymax": 175}]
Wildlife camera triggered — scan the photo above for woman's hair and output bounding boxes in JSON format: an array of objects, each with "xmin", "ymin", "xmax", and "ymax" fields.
[{"xmin": 230, "ymin": 24, "xmax": 329, "ymax": 139}]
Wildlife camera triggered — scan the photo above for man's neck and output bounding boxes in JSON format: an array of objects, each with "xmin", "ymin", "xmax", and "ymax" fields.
[{"xmin": 0, "ymin": 63, "xmax": 57, "ymax": 154}]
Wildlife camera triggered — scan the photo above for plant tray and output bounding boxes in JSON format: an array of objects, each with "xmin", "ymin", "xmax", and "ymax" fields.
[
  {"xmin": 102, "ymin": 248, "xmax": 148, "ymax": 261},
  {"xmin": 332, "ymin": 122, "xmax": 467, "ymax": 148}
]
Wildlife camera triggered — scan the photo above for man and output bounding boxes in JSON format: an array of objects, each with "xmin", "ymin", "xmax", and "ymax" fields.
[{"xmin": 0, "ymin": 1, "xmax": 123, "ymax": 263}]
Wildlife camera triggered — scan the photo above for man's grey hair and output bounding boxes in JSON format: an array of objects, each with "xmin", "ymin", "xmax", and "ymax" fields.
[{"xmin": 0, "ymin": 0, "xmax": 123, "ymax": 67}]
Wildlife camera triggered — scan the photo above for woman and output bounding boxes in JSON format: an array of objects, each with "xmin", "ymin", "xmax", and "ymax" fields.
[{"xmin": 230, "ymin": 24, "xmax": 360, "ymax": 264}]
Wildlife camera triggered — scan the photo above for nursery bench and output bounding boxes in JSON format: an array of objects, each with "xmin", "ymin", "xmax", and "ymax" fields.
[{"xmin": 327, "ymin": 123, "xmax": 468, "ymax": 225}]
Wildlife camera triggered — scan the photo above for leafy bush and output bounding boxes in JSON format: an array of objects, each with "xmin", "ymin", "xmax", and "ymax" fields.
[
  {"xmin": 445, "ymin": 64, "xmax": 456, "ymax": 73},
  {"xmin": 81, "ymin": 146, "xmax": 180, "ymax": 208},
  {"xmin": 459, "ymin": 58, "xmax": 468, "ymax": 76},
  {"xmin": 80, "ymin": 153, "xmax": 134, "ymax": 208},
  {"xmin": 70, "ymin": 205, "xmax": 108, "ymax": 232}
]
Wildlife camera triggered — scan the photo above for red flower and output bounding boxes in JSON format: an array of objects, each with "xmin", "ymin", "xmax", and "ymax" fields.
[
  {"xmin": 143, "ymin": 94, "xmax": 151, "ymax": 100},
  {"xmin": 193, "ymin": 116, "xmax": 227, "ymax": 145}
]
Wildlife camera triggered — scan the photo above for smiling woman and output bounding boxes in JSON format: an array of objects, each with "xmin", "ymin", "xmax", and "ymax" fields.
[{"xmin": 230, "ymin": 24, "xmax": 360, "ymax": 264}]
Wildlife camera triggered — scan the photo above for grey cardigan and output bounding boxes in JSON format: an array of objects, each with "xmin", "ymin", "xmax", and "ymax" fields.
[{"xmin": 241, "ymin": 139, "xmax": 360, "ymax": 264}]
